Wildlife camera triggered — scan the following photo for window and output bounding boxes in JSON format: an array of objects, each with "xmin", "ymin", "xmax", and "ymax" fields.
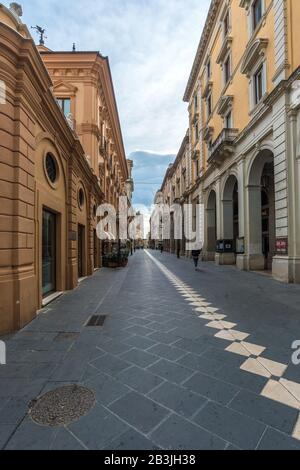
[
  {"xmin": 225, "ymin": 111, "xmax": 232, "ymax": 129},
  {"xmin": 57, "ymin": 98, "xmax": 71, "ymax": 117},
  {"xmin": 195, "ymin": 123, "xmax": 199, "ymax": 141},
  {"xmin": 206, "ymin": 59, "xmax": 211, "ymax": 79},
  {"xmin": 194, "ymin": 160, "xmax": 199, "ymax": 177},
  {"xmin": 252, "ymin": 0, "xmax": 262, "ymax": 31},
  {"xmin": 45, "ymin": 153, "xmax": 58, "ymax": 184},
  {"xmin": 224, "ymin": 11, "xmax": 230, "ymax": 37},
  {"xmin": 194, "ymin": 93, "xmax": 198, "ymax": 110},
  {"xmin": 207, "ymin": 93, "xmax": 212, "ymax": 117},
  {"xmin": 224, "ymin": 56, "xmax": 231, "ymax": 85},
  {"xmin": 78, "ymin": 188, "xmax": 85, "ymax": 208},
  {"xmin": 254, "ymin": 65, "xmax": 264, "ymax": 104}
]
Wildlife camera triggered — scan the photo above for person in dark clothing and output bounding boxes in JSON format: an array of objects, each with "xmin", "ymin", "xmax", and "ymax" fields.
[
  {"xmin": 192, "ymin": 249, "xmax": 201, "ymax": 270},
  {"xmin": 160, "ymin": 244, "xmax": 164, "ymax": 254},
  {"xmin": 177, "ymin": 246, "xmax": 180, "ymax": 259}
]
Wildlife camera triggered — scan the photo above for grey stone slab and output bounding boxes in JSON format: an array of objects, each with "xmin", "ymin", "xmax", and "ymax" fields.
[
  {"xmin": 147, "ymin": 332, "xmax": 181, "ymax": 346},
  {"xmin": 148, "ymin": 381, "xmax": 207, "ymax": 418},
  {"xmin": 84, "ymin": 372, "xmax": 130, "ymax": 405},
  {"xmin": 50, "ymin": 355, "xmax": 88, "ymax": 382},
  {"xmin": 257, "ymin": 427, "xmax": 300, "ymax": 450},
  {"xmin": 91, "ymin": 354, "xmax": 131, "ymax": 377},
  {"xmin": 177, "ymin": 353, "xmax": 224, "ymax": 375},
  {"xmin": 50, "ymin": 427, "xmax": 86, "ymax": 450},
  {"xmin": 201, "ymin": 347, "xmax": 248, "ymax": 368},
  {"xmin": 109, "ymin": 391, "xmax": 170, "ymax": 434},
  {"xmin": 229, "ymin": 390, "xmax": 299, "ymax": 435},
  {"xmin": 147, "ymin": 344, "xmax": 186, "ymax": 361},
  {"xmin": 172, "ymin": 338, "xmax": 210, "ymax": 355},
  {"xmin": 147, "ymin": 359, "xmax": 193, "ymax": 385},
  {"xmin": 0, "ymin": 425, "xmax": 15, "ymax": 449},
  {"xmin": 0, "ymin": 397, "xmax": 28, "ymax": 425},
  {"xmin": 0, "ymin": 379, "xmax": 45, "ymax": 400},
  {"xmin": 116, "ymin": 366, "xmax": 164, "ymax": 394},
  {"xmin": 150, "ymin": 413, "xmax": 227, "ymax": 450},
  {"xmin": 98, "ymin": 340, "xmax": 133, "ymax": 356},
  {"xmin": 127, "ymin": 317, "xmax": 155, "ymax": 327},
  {"xmin": 119, "ymin": 348, "xmax": 158, "ymax": 368},
  {"xmin": 125, "ymin": 325, "xmax": 155, "ymax": 336},
  {"xmin": 125, "ymin": 335, "xmax": 158, "ymax": 351},
  {"xmin": 107, "ymin": 429, "xmax": 159, "ymax": 450},
  {"xmin": 183, "ymin": 372, "xmax": 239, "ymax": 405},
  {"xmin": 5, "ymin": 418, "xmax": 57, "ymax": 450},
  {"xmin": 193, "ymin": 401, "xmax": 266, "ymax": 450},
  {"xmin": 68, "ymin": 405, "xmax": 129, "ymax": 450},
  {"xmin": 25, "ymin": 350, "xmax": 66, "ymax": 364},
  {"xmin": 213, "ymin": 364, "xmax": 268, "ymax": 395},
  {"xmin": 146, "ymin": 321, "xmax": 175, "ymax": 333}
]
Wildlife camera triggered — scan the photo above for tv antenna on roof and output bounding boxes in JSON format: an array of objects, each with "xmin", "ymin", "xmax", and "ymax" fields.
[{"xmin": 31, "ymin": 25, "xmax": 47, "ymax": 45}]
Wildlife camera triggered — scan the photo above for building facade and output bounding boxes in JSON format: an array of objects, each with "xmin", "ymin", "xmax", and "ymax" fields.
[
  {"xmin": 0, "ymin": 3, "xmax": 132, "ymax": 334},
  {"xmin": 183, "ymin": 0, "xmax": 300, "ymax": 283}
]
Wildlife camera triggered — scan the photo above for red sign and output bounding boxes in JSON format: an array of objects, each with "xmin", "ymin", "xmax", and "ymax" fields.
[{"xmin": 276, "ymin": 238, "xmax": 288, "ymax": 255}]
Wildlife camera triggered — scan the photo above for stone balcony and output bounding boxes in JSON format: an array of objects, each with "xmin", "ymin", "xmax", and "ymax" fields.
[{"xmin": 208, "ymin": 128, "xmax": 239, "ymax": 165}]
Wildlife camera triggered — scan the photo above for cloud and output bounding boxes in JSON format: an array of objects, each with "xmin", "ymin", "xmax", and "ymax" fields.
[
  {"xmin": 130, "ymin": 150, "xmax": 175, "ymax": 207},
  {"xmin": 22, "ymin": 0, "xmax": 210, "ymax": 155}
]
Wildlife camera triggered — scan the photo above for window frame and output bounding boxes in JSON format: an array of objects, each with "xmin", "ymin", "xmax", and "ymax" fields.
[
  {"xmin": 207, "ymin": 92, "xmax": 212, "ymax": 119},
  {"xmin": 57, "ymin": 97, "xmax": 71, "ymax": 117}
]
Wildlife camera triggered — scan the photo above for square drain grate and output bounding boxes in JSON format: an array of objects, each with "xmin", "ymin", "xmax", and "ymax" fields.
[{"xmin": 86, "ymin": 315, "xmax": 107, "ymax": 327}]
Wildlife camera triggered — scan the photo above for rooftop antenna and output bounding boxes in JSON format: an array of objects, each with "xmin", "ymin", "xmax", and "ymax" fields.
[
  {"xmin": 31, "ymin": 25, "xmax": 47, "ymax": 46},
  {"xmin": 72, "ymin": 43, "xmax": 76, "ymax": 52}
]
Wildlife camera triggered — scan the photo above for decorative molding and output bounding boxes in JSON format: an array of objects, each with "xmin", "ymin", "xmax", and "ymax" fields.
[
  {"xmin": 216, "ymin": 36, "xmax": 233, "ymax": 65},
  {"xmin": 217, "ymin": 95, "xmax": 234, "ymax": 117},
  {"xmin": 241, "ymin": 38, "xmax": 269, "ymax": 76}
]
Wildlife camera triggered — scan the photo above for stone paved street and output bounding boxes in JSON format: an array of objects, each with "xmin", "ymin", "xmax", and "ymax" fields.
[{"xmin": 1, "ymin": 251, "xmax": 300, "ymax": 450}]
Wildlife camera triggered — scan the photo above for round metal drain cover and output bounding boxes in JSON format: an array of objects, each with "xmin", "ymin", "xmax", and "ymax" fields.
[{"xmin": 29, "ymin": 385, "xmax": 96, "ymax": 427}]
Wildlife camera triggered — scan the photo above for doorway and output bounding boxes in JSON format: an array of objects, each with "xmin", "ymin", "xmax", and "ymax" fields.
[
  {"xmin": 78, "ymin": 224, "xmax": 85, "ymax": 278},
  {"xmin": 42, "ymin": 209, "xmax": 56, "ymax": 297}
]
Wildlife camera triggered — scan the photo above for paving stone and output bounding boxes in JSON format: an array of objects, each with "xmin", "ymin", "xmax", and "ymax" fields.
[
  {"xmin": 5, "ymin": 418, "xmax": 57, "ymax": 450},
  {"xmin": 50, "ymin": 427, "xmax": 86, "ymax": 450},
  {"xmin": 201, "ymin": 346, "xmax": 247, "ymax": 368},
  {"xmin": 0, "ymin": 379, "xmax": 45, "ymax": 400},
  {"xmin": 116, "ymin": 366, "xmax": 164, "ymax": 394},
  {"xmin": 0, "ymin": 397, "xmax": 28, "ymax": 425},
  {"xmin": 97, "ymin": 340, "xmax": 133, "ymax": 356},
  {"xmin": 173, "ymin": 338, "xmax": 210, "ymax": 355},
  {"xmin": 107, "ymin": 429, "xmax": 159, "ymax": 450},
  {"xmin": 177, "ymin": 353, "xmax": 224, "ymax": 375},
  {"xmin": 0, "ymin": 425, "xmax": 15, "ymax": 450},
  {"xmin": 109, "ymin": 391, "xmax": 170, "ymax": 434},
  {"xmin": 150, "ymin": 413, "xmax": 227, "ymax": 450},
  {"xmin": 125, "ymin": 335, "xmax": 158, "ymax": 351},
  {"xmin": 229, "ymin": 390, "xmax": 299, "ymax": 435},
  {"xmin": 257, "ymin": 427, "xmax": 300, "ymax": 450},
  {"xmin": 119, "ymin": 348, "xmax": 159, "ymax": 368},
  {"xmin": 68, "ymin": 405, "xmax": 129, "ymax": 450},
  {"xmin": 193, "ymin": 401, "xmax": 266, "ymax": 450},
  {"xmin": 148, "ymin": 381, "xmax": 207, "ymax": 418},
  {"xmin": 125, "ymin": 325, "xmax": 155, "ymax": 336},
  {"xmin": 147, "ymin": 331, "xmax": 181, "ymax": 345},
  {"xmin": 147, "ymin": 359, "xmax": 193, "ymax": 385},
  {"xmin": 91, "ymin": 354, "xmax": 131, "ymax": 377},
  {"xmin": 183, "ymin": 372, "xmax": 239, "ymax": 405},
  {"xmin": 213, "ymin": 364, "xmax": 269, "ymax": 394},
  {"xmin": 84, "ymin": 372, "xmax": 130, "ymax": 405},
  {"xmin": 147, "ymin": 343, "xmax": 186, "ymax": 361}
]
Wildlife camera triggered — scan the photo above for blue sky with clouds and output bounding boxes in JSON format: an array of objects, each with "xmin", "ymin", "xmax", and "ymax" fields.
[{"xmin": 20, "ymin": 0, "xmax": 210, "ymax": 205}]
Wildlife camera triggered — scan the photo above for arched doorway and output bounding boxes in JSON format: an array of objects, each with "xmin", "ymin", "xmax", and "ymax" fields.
[
  {"xmin": 220, "ymin": 175, "xmax": 239, "ymax": 264},
  {"xmin": 206, "ymin": 190, "xmax": 217, "ymax": 260},
  {"xmin": 247, "ymin": 150, "xmax": 275, "ymax": 271}
]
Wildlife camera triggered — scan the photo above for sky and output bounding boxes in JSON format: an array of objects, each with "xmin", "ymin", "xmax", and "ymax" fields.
[{"xmin": 21, "ymin": 0, "xmax": 210, "ymax": 207}]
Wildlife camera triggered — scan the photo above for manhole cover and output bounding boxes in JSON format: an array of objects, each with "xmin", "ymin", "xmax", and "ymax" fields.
[{"xmin": 29, "ymin": 385, "xmax": 96, "ymax": 427}]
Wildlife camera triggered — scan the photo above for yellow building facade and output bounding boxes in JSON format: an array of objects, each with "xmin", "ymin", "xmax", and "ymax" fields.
[
  {"xmin": 0, "ymin": 3, "xmax": 132, "ymax": 333},
  {"xmin": 184, "ymin": 0, "xmax": 300, "ymax": 283}
]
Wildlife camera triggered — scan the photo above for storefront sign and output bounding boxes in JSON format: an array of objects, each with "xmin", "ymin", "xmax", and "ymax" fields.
[{"xmin": 276, "ymin": 238, "xmax": 288, "ymax": 255}]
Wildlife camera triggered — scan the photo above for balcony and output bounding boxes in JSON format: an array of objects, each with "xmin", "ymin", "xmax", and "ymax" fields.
[{"xmin": 208, "ymin": 128, "xmax": 239, "ymax": 165}]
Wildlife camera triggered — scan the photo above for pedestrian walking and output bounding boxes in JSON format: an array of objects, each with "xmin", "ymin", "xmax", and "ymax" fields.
[
  {"xmin": 177, "ymin": 246, "xmax": 180, "ymax": 259},
  {"xmin": 191, "ymin": 246, "xmax": 202, "ymax": 271},
  {"xmin": 160, "ymin": 244, "xmax": 164, "ymax": 254}
]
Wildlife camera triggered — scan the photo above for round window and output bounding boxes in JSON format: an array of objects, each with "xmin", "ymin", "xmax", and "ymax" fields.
[
  {"xmin": 45, "ymin": 153, "xmax": 58, "ymax": 184},
  {"xmin": 78, "ymin": 188, "xmax": 85, "ymax": 208}
]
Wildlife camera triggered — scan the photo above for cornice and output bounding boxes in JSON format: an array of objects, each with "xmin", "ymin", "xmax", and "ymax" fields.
[{"xmin": 183, "ymin": 0, "xmax": 222, "ymax": 102}]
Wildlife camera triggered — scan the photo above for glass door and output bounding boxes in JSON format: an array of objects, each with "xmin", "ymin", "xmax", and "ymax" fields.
[
  {"xmin": 78, "ymin": 224, "xmax": 85, "ymax": 278},
  {"xmin": 42, "ymin": 209, "xmax": 56, "ymax": 296}
]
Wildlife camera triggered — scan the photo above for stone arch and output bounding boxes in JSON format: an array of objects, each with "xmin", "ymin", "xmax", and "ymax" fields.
[
  {"xmin": 205, "ymin": 188, "xmax": 217, "ymax": 259},
  {"xmin": 246, "ymin": 148, "xmax": 275, "ymax": 271}
]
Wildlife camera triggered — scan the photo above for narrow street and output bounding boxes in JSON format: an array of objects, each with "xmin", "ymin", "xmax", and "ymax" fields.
[{"xmin": 1, "ymin": 251, "xmax": 300, "ymax": 450}]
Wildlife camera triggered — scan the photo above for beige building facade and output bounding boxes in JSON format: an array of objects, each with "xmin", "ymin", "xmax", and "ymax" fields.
[
  {"xmin": 183, "ymin": 0, "xmax": 300, "ymax": 283},
  {"xmin": 0, "ymin": 4, "xmax": 132, "ymax": 334}
]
